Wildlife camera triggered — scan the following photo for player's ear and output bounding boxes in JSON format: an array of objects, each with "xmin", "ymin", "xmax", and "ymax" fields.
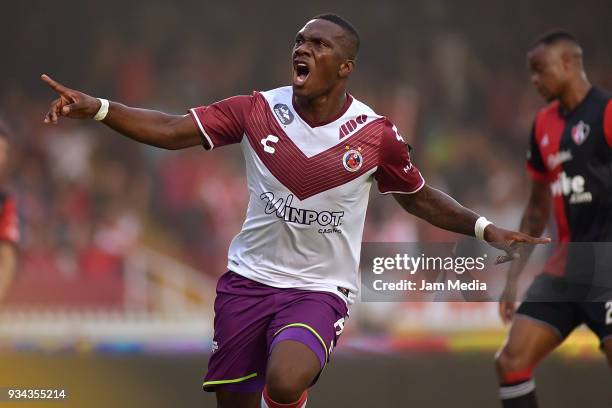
[
  {"xmin": 338, "ymin": 60, "xmax": 355, "ymax": 79},
  {"xmin": 560, "ymin": 50, "xmax": 573, "ymax": 73}
]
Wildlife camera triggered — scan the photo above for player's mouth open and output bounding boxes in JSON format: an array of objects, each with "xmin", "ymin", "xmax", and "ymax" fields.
[{"xmin": 293, "ymin": 62, "xmax": 310, "ymax": 86}]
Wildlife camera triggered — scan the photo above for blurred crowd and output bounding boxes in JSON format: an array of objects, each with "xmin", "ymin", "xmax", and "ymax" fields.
[{"xmin": 1, "ymin": 0, "xmax": 611, "ymax": 302}]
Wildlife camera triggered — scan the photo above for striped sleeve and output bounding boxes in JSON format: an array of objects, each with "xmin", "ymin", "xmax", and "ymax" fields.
[
  {"xmin": 189, "ymin": 94, "xmax": 254, "ymax": 150},
  {"xmin": 375, "ymin": 120, "xmax": 425, "ymax": 194}
]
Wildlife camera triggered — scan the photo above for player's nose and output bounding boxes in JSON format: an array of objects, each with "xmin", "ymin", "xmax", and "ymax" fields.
[{"xmin": 293, "ymin": 42, "xmax": 312, "ymax": 57}]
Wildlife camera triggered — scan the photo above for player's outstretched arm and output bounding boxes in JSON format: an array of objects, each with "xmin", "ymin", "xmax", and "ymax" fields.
[
  {"xmin": 393, "ymin": 183, "xmax": 550, "ymax": 261},
  {"xmin": 41, "ymin": 74, "xmax": 201, "ymax": 150},
  {"xmin": 498, "ymin": 179, "xmax": 551, "ymax": 324}
]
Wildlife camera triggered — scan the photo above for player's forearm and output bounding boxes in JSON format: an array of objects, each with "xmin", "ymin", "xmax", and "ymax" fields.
[
  {"xmin": 505, "ymin": 200, "xmax": 550, "ymax": 282},
  {"xmin": 394, "ymin": 185, "xmax": 480, "ymax": 236},
  {"xmin": 102, "ymin": 102, "xmax": 197, "ymax": 149},
  {"xmin": 505, "ymin": 182, "xmax": 551, "ymax": 283},
  {"xmin": 41, "ymin": 75, "xmax": 202, "ymax": 150}
]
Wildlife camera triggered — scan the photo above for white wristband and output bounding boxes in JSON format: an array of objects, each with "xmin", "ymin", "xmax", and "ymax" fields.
[
  {"xmin": 475, "ymin": 216, "xmax": 492, "ymax": 241},
  {"xmin": 94, "ymin": 98, "xmax": 109, "ymax": 121}
]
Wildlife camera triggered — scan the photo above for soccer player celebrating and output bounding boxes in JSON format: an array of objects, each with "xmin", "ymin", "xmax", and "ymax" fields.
[
  {"xmin": 0, "ymin": 123, "xmax": 19, "ymax": 301},
  {"xmin": 42, "ymin": 14, "xmax": 548, "ymax": 408},
  {"xmin": 496, "ymin": 31, "xmax": 612, "ymax": 408}
]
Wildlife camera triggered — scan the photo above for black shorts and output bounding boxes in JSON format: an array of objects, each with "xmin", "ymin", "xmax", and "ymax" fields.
[{"xmin": 516, "ymin": 274, "xmax": 612, "ymax": 345}]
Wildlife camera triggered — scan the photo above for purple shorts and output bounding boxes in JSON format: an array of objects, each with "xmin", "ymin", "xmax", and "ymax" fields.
[{"xmin": 202, "ymin": 271, "xmax": 348, "ymax": 393}]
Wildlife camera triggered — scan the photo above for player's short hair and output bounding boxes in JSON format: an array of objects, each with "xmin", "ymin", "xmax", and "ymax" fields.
[
  {"xmin": 532, "ymin": 30, "xmax": 580, "ymax": 48},
  {"xmin": 312, "ymin": 13, "xmax": 360, "ymax": 59}
]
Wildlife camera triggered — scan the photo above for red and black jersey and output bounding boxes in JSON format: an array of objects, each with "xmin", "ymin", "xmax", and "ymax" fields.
[
  {"xmin": 527, "ymin": 87, "xmax": 612, "ymax": 277},
  {"xmin": 0, "ymin": 190, "xmax": 19, "ymax": 245}
]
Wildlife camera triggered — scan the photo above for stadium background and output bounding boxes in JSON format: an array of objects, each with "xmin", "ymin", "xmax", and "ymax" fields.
[{"xmin": 1, "ymin": 0, "xmax": 611, "ymax": 406}]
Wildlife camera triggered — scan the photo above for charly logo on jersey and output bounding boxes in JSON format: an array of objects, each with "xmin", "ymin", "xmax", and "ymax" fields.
[
  {"xmin": 541, "ymin": 134, "xmax": 549, "ymax": 147},
  {"xmin": 342, "ymin": 147, "xmax": 363, "ymax": 172},
  {"xmin": 260, "ymin": 192, "xmax": 344, "ymax": 234},
  {"xmin": 273, "ymin": 104, "xmax": 294, "ymax": 125},
  {"xmin": 261, "ymin": 134, "xmax": 279, "ymax": 154},
  {"xmin": 339, "ymin": 114, "xmax": 368, "ymax": 139},
  {"xmin": 571, "ymin": 121, "xmax": 590, "ymax": 145},
  {"xmin": 550, "ymin": 171, "xmax": 592, "ymax": 204}
]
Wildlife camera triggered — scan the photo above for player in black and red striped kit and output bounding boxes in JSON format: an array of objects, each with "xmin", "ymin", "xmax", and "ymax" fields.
[
  {"xmin": 0, "ymin": 123, "xmax": 19, "ymax": 300},
  {"xmin": 496, "ymin": 31, "xmax": 612, "ymax": 408}
]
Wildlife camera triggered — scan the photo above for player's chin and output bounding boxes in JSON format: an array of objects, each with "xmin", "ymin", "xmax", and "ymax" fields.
[
  {"xmin": 292, "ymin": 81, "xmax": 318, "ymax": 99},
  {"xmin": 537, "ymin": 87, "xmax": 555, "ymax": 101},
  {"xmin": 292, "ymin": 84, "xmax": 310, "ymax": 98},
  {"xmin": 291, "ymin": 71, "xmax": 317, "ymax": 97}
]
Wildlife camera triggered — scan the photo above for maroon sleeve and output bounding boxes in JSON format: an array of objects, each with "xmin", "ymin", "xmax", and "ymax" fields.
[
  {"xmin": 604, "ymin": 99, "xmax": 612, "ymax": 148},
  {"xmin": 188, "ymin": 94, "xmax": 254, "ymax": 150},
  {"xmin": 0, "ymin": 197, "xmax": 19, "ymax": 245},
  {"xmin": 375, "ymin": 120, "xmax": 425, "ymax": 194}
]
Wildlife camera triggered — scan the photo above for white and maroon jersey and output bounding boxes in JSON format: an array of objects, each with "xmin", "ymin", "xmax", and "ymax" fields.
[{"xmin": 189, "ymin": 86, "xmax": 424, "ymax": 303}]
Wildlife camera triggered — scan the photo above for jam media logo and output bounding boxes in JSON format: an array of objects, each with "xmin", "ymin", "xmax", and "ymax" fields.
[
  {"xmin": 342, "ymin": 149, "xmax": 363, "ymax": 172},
  {"xmin": 339, "ymin": 114, "xmax": 368, "ymax": 139},
  {"xmin": 260, "ymin": 192, "xmax": 344, "ymax": 232},
  {"xmin": 273, "ymin": 104, "xmax": 294, "ymax": 125},
  {"xmin": 571, "ymin": 121, "xmax": 590, "ymax": 145}
]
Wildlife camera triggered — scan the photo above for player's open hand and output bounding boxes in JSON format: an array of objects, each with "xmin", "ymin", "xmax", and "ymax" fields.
[
  {"xmin": 41, "ymin": 74, "xmax": 101, "ymax": 124},
  {"xmin": 483, "ymin": 225, "xmax": 550, "ymax": 265}
]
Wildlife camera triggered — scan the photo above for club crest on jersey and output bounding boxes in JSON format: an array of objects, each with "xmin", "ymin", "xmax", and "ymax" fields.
[
  {"xmin": 273, "ymin": 103, "xmax": 294, "ymax": 125},
  {"xmin": 571, "ymin": 121, "xmax": 590, "ymax": 145},
  {"xmin": 342, "ymin": 149, "xmax": 363, "ymax": 172}
]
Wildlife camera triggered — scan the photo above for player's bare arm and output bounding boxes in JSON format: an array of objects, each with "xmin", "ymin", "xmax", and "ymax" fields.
[
  {"xmin": 40, "ymin": 74, "xmax": 201, "ymax": 150},
  {"xmin": 498, "ymin": 178, "xmax": 550, "ymax": 324},
  {"xmin": 0, "ymin": 242, "xmax": 17, "ymax": 300},
  {"xmin": 393, "ymin": 184, "xmax": 550, "ymax": 259}
]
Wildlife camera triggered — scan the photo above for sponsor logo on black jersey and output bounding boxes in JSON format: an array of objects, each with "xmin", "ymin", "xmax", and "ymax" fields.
[
  {"xmin": 550, "ymin": 171, "xmax": 592, "ymax": 204},
  {"xmin": 547, "ymin": 150, "xmax": 573, "ymax": 170}
]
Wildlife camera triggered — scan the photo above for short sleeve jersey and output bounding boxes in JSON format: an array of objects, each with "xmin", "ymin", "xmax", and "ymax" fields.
[
  {"xmin": 526, "ymin": 87, "xmax": 612, "ymax": 277},
  {"xmin": 190, "ymin": 87, "xmax": 424, "ymax": 303}
]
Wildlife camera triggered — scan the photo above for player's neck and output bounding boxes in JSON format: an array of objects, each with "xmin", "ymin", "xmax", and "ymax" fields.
[
  {"xmin": 293, "ymin": 89, "xmax": 349, "ymax": 126},
  {"xmin": 559, "ymin": 78, "xmax": 591, "ymax": 113}
]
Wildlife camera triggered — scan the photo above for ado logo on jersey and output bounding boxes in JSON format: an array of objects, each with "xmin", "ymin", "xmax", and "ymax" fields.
[{"xmin": 339, "ymin": 114, "xmax": 368, "ymax": 139}]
